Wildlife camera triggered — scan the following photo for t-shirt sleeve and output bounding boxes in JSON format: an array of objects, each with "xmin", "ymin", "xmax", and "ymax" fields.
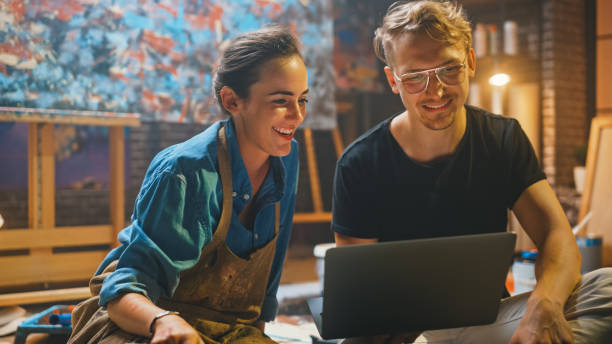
[
  {"xmin": 331, "ymin": 158, "xmax": 379, "ymax": 239},
  {"xmin": 507, "ymin": 120, "xmax": 547, "ymax": 207}
]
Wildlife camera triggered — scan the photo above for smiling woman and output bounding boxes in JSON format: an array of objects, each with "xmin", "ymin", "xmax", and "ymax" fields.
[
  {"xmin": 222, "ymin": 55, "xmax": 308, "ymax": 174},
  {"xmin": 67, "ymin": 26, "xmax": 307, "ymax": 344}
]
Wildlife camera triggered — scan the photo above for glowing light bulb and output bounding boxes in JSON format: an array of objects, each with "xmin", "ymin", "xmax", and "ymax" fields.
[{"xmin": 489, "ymin": 73, "xmax": 510, "ymax": 86}]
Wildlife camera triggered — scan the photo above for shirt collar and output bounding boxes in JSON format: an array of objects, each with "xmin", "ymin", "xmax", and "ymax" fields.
[{"xmin": 223, "ymin": 118, "xmax": 286, "ymax": 209}]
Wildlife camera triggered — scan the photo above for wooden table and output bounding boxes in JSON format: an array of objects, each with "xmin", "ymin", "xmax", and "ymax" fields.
[{"xmin": 0, "ymin": 107, "xmax": 140, "ymax": 306}]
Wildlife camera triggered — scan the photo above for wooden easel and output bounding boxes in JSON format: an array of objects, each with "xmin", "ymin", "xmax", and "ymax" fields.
[
  {"xmin": 0, "ymin": 107, "xmax": 140, "ymax": 306},
  {"xmin": 578, "ymin": 116, "xmax": 612, "ymax": 266},
  {"xmin": 293, "ymin": 128, "xmax": 344, "ymax": 223}
]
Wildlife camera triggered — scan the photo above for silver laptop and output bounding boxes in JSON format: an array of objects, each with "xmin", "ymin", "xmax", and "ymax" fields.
[{"xmin": 307, "ymin": 232, "xmax": 516, "ymax": 339}]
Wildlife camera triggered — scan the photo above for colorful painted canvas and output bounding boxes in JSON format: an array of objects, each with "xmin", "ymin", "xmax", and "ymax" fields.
[
  {"xmin": 333, "ymin": 0, "xmax": 383, "ymax": 93},
  {"xmin": 0, "ymin": 0, "xmax": 335, "ymax": 128}
]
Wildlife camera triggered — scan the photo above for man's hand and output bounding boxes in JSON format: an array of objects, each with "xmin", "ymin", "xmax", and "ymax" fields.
[
  {"xmin": 510, "ymin": 181, "xmax": 580, "ymax": 343},
  {"xmin": 151, "ymin": 314, "xmax": 204, "ymax": 344},
  {"xmin": 509, "ymin": 295, "xmax": 573, "ymax": 344}
]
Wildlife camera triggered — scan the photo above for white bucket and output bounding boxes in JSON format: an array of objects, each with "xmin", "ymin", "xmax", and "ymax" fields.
[
  {"xmin": 313, "ymin": 243, "xmax": 336, "ymax": 293},
  {"xmin": 512, "ymin": 260, "xmax": 537, "ymax": 294}
]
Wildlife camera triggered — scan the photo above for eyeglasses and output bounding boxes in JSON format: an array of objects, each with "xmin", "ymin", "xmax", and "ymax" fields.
[{"xmin": 392, "ymin": 60, "xmax": 467, "ymax": 94}]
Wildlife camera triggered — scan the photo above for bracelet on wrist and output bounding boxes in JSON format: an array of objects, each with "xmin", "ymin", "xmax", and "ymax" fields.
[{"xmin": 149, "ymin": 310, "xmax": 180, "ymax": 336}]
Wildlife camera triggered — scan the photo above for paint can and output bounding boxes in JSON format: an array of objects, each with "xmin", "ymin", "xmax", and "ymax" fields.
[
  {"xmin": 576, "ymin": 235, "xmax": 603, "ymax": 274},
  {"xmin": 512, "ymin": 249, "xmax": 537, "ymax": 294},
  {"xmin": 313, "ymin": 243, "xmax": 336, "ymax": 293}
]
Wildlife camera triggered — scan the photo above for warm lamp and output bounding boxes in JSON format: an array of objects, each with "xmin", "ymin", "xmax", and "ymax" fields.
[{"xmin": 489, "ymin": 73, "xmax": 510, "ymax": 86}]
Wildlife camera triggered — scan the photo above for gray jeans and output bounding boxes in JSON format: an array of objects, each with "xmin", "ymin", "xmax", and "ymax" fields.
[{"xmin": 419, "ymin": 268, "xmax": 612, "ymax": 344}]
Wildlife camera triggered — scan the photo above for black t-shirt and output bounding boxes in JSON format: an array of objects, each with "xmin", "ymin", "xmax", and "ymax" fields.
[{"xmin": 332, "ymin": 105, "xmax": 546, "ymax": 242}]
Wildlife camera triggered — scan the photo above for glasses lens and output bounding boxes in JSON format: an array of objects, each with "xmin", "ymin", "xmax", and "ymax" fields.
[
  {"xmin": 437, "ymin": 64, "xmax": 464, "ymax": 85},
  {"xmin": 400, "ymin": 72, "xmax": 428, "ymax": 93}
]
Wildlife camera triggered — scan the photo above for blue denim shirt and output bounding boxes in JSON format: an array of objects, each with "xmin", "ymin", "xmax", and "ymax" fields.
[{"xmin": 97, "ymin": 119, "xmax": 299, "ymax": 321}]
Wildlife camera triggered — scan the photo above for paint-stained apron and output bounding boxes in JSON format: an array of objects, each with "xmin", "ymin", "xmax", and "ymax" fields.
[{"xmin": 68, "ymin": 124, "xmax": 280, "ymax": 344}]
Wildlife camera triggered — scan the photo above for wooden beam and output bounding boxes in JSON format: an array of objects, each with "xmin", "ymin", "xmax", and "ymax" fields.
[
  {"xmin": 28, "ymin": 123, "xmax": 39, "ymax": 229},
  {"xmin": 30, "ymin": 123, "xmax": 55, "ymax": 259},
  {"xmin": 109, "ymin": 126, "xmax": 125, "ymax": 247},
  {"xmin": 40, "ymin": 123, "xmax": 55, "ymax": 229},
  {"xmin": 0, "ymin": 226, "xmax": 113, "ymax": 250},
  {"xmin": 0, "ymin": 287, "xmax": 91, "ymax": 307},
  {"xmin": 303, "ymin": 129, "xmax": 324, "ymax": 213},
  {"xmin": 293, "ymin": 212, "xmax": 332, "ymax": 223},
  {"xmin": 0, "ymin": 113, "xmax": 140, "ymax": 127},
  {"xmin": 331, "ymin": 127, "xmax": 345, "ymax": 159},
  {"xmin": 0, "ymin": 251, "xmax": 106, "ymax": 287}
]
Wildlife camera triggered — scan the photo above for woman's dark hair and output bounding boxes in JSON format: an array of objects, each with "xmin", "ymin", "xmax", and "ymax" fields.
[{"xmin": 213, "ymin": 26, "xmax": 302, "ymax": 115}]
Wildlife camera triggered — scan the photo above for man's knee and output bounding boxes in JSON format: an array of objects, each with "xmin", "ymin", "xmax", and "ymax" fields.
[
  {"xmin": 567, "ymin": 267, "xmax": 612, "ymax": 314},
  {"xmin": 580, "ymin": 267, "xmax": 612, "ymax": 291},
  {"xmin": 565, "ymin": 268, "xmax": 612, "ymax": 343}
]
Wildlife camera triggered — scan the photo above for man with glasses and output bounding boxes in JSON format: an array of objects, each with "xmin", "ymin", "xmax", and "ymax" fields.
[{"xmin": 332, "ymin": 1, "xmax": 612, "ymax": 343}]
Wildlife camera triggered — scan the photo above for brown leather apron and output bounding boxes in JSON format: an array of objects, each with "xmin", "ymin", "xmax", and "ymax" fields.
[{"xmin": 68, "ymin": 124, "xmax": 280, "ymax": 344}]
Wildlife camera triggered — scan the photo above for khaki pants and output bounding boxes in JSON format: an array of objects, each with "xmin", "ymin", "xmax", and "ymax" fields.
[{"xmin": 419, "ymin": 268, "xmax": 612, "ymax": 344}]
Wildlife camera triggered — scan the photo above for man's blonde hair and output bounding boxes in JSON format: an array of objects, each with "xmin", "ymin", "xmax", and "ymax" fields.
[{"xmin": 373, "ymin": 0, "xmax": 472, "ymax": 66}]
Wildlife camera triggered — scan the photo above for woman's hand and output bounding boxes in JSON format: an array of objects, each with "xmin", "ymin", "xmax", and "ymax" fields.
[
  {"xmin": 151, "ymin": 314, "xmax": 204, "ymax": 344},
  {"xmin": 107, "ymin": 293, "xmax": 203, "ymax": 343}
]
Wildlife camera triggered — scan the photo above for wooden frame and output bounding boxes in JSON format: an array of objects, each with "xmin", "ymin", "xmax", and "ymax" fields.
[
  {"xmin": 0, "ymin": 107, "xmax": 140, "ymax": 305},
  {"xmin": 578, "ymin": 115, "xmax": 612, "ymax": 266}
]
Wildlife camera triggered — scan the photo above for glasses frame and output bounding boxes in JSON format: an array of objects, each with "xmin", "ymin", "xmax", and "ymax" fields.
[{"xmin": 391, "ymin": 59, "xmax": 468, "ymax": 94}]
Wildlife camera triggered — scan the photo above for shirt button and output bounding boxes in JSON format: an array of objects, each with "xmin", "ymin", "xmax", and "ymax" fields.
[
  {"xmin": 254, "ymin": 233, "xmax": 259, "ymax": 240},
  {"xmin": 243, "ymin": 194, "xmax": 250, "ymax": 200},
  {"xmin": 232, "ymin": 192, "xmax": 237, "ymax": 197}
]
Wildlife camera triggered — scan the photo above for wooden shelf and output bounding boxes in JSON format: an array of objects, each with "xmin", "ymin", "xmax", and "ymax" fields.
[
  {"xmin": 0, "ymin": 287, "xmax": 91, "ymax": 307},
  {"xmin": 0, "ymin": 107, "xmax": 140, "ymax": 127}
]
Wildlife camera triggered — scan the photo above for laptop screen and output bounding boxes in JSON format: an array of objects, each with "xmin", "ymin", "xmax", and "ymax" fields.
[{"xmin": 309, "ymin": 232, "xmax": 516, "ymax": 339}]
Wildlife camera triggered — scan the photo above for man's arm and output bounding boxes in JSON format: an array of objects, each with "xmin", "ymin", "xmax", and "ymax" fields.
[
  {"xmin": 334, "ymin": 232, "xmax": 378, "ymax": 246},
  {"xmin": 510, "ymin": 179, "xmax": 581, "ymax": 344}
]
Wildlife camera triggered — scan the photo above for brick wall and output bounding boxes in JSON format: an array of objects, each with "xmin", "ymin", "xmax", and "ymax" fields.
[
  {"xmin": 127, "ymin": 121, "xmax": 210, "ymax": 212},
  {"xmin": 125, "ymin": 122, "xmax": 212, "ymax": 223},
  {"xmin": 541, "ymin": 0, "xmax": 587, "ymax": 186}
]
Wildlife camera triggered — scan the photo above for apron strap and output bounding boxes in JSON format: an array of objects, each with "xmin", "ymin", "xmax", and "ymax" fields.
[{"xmin": 209, "ymin": 124, "xmax": 233, "ymax": 247}]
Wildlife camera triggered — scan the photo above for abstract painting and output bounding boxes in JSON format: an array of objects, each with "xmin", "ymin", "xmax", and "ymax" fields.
[{"xmin": 0, "ymin": 0, "xmax": 335, "ymax": 128}]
